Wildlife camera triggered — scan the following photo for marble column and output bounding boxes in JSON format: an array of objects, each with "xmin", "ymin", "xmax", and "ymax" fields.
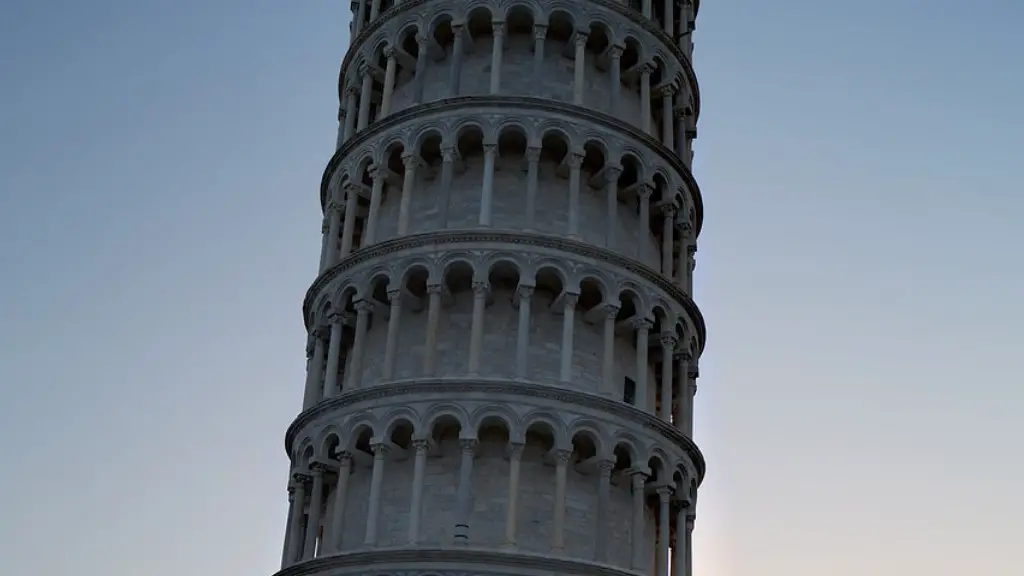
[
  {"xmin": 356, "ymin": 65, "xmax": 373, "ymax": 131},
  {"xmin": 323, "ymin": 201, "xmax": 343, "ymax": 270},
  {"xmin": 638, "ymin": 183, "xmax": 652, "ymax": 263},
  {"xmin": 634, "ymin": 318, "xmax": 652, "ymax": 410},
  {"xmin": 397, "ymin": 154, "xmax": 419, "ymax": 235},
  {"xmin": 602, "ymin": 304, "xmax": 619, "ymax": 397},
  {"xmin": 343, "ymin": 86, "xmax": 358, "ymax": 141},
  {"xmin": 559, "ymin": 293, "xmax": 579, "ymax": 383},
  {"xmin": 503, "ymin": 443, "xmax": 524, "ymax": 548},
  {"xmin": 663, "ymin": 0, "xmax": 675, "ymax": 36},
  {"xmin": 609, "ymin": 45, "xmax": 623, "ymax": 115},
  {"xmin": 532, "ymin": 25, "xmax": 547, "ymax": 88},
  {"xmin": 661, "ymin": 85, "xmax": 675, "ymax": 150},
  {"xmin": 453, "ymin": 439, "xmax": 478, "ymax": 544},
  {"xmin": 322, "ymin": 312, "xmax": 345, "ymax": 398},
  {"xmin": 281, "ymin": 482, "xmax": 296, "ymax": 568},
  {"xmin": 659, "ymin": 334, "xmax": 677, "ymax": 421},
  {"xmin": 515, "ymin": 285, "xmax": 533, "ymax": 379},
  {"xmin": 676, "ymin": 223, "xmax": 690, "ymax": 289},
  {"xmin": 363, "ymin": 442, "xmax": 389, "ymax": 546},
  {"xmin": 605, "ymin": 166, "xmax": 621, "ymax": 249},
  {"xmin": 594, "ymin": 459, "xmax": 614, "ymax": 562},
  {"xmin": 573, "ymin": 32, "xmax": 588, "ymax": 105},
  {"xmin": 302, "ymin": 465, "xmax": 325, "ymax": 559},
  {"xmin": 328, "ymin": 453, "xmax": 353, "ymax": 552},
  {"xmin": 369, "ymin": 0, "xmax": 381, "ymax": 21},
  {"xmin": 630, "ymin": 470, "xmax": 648, "ymax": 570},
  {"xmin": 640, "ymin": 64, "xmax": 653, "ymax": 136},
  {"xmin": 422, "ymin": 283, "xmax": 443, "ymax": 375},
  {"xmin": 467, "ymin": 281, "xmax": 488, "ymax": 375},
  {"xmin": 661, "ymin": 204, "xmax": 676, "ymax": 277},
  {"xmin": 363, "ymin": 166, "xmax": 385, "ymax": 245},
  {"xmin": 686, "ymin": 244, "xmax": 696, "ymax": 294},
  {"xmin": 379, "ymin": 47, "xmax": 397, "ymax": 117},
  {"xmin": 642, "ymin": 0, "xmax": 652, "ymax": 18},
  {"xmin": 382, "ymin": 289, "xmax": 402, "ymax": 380},
  {"xmin": 407, "ymin": 439, "xmax": 430, "ymax": 544},
  {"xmin": 302, "ymin": 329, "xmax": 326, "ymax": 410},
  {"xmin": 684, "ymin": 513, "xmax": 695, "ymax": 576},
  {"xmin": 567, "ymin": 152, "xmax": 583, "ymax": 238},
  {"xmin": 413, "ymin": 34, "xmax": 429, "ymax": 103},
  {"xmin": 339, "ymin": 183, "xmax": 359, "ymax": 257},
  {"xmin": 524, "ymin": 146, "xmax": 540, "ymax": 229},
  {"xmin": 674, "ymin": 502, "xmax": 687, "ymax": 576},
  {"xmin": 286, "ymin": 474, "xmax": 309, "ymax": 565},
  {"xmin": 346, "ymin": 301, "xmax": 372, "ymax": 389},
  {"xmin": 489, "ymin": 22, "xmax": 504, "ymax": 94},
  {"xmin": 448, "ymin": 24, "xmax": 465, "ymax": 97},
  {"xmin": 657, "ymin": 486, "xmax": 673, "ymax": 576},
  {"xmin": 552, "ymin": 449, "xmax": 572, "ymax": 553},
  {"xmin": 479, "ymin": 144, "xmax": 496, "ymax": 226},
  {"xmin": 353, "ymin": 0, "xmax": 367, "ymax": 37},
  {"xmin": 437, "ymin": 146, "xmax": 455, "ymax": 227}
]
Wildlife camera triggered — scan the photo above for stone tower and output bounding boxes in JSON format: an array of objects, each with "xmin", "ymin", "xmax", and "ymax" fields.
[{"xmin": 276, "ymin": 1, "xmax": 705, "ymax": 575}]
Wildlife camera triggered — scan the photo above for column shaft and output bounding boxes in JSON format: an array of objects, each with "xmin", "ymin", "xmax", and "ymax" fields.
[
  {"xmin": 363, "ymin": 168, "xmax": 385, "ymax": 245},
  {"xmin": 660, "ymin": 336, "xmax": 676, "ymax": 421},
  {"xmin": 363, "ymin": 444, "xmax": 388, "ymax": 546},
  {"xmin": 422, "ymin": 285, "xmax": 442, "ymax": 375},
  {"xmin": 661, "ymin": 206, "xmax": 675, "ymax": 276},
  {"xmin": 397, "ymin": 156, "xmax": 418, "ymax": 235},
  {"xmin": 567, "ymin": 153, "xmax": 582, "ymax": 238},
  {"xmin": 602, "ymin": 305, "xmax": 618, "ymax": 397},
  {"xmin": 467, "ymin": 282, "xmax": 488, "ymax": 374},
  {"xmin": 448, "ymin": 26, "xmax": 464, "ymax": 97},
  {"xmin": 453, "ymin": 440, "xmax": 476, "ymax": 544},
  {"xmin": 286, "ymin": 478, "xmax": 308, "ymax": 565},
  {"xmin": 552, "ymin": 450, "xmax": 571, "ymax": 552},
  {"xmin": 609, "ymin": 47, "xmax": 622, "ymax": 114},
  {"xmin": 634, "ymin": 319, "xmax": 652, "ymax": 410},
  {"xmin": 357, "ymin": 69, "xmax": 373, "ymax": 131},
  {"xmin": 323, "ymin": 204, "xmax": 342, "ymax": 270},
  {"xmin": 639, "ymin": 185, "xmax": 652, "ymax": 263},
  {"xmin": 489, "ymin": 24, "xmax": 504, "ymax": 94},
  {"xmin": 631, "ymin": 472, "xmax": 647, "ymax": 570},
  {"xmin": 605, "ymin": 167, "xmax": 620, "ymax": 249},
  {"xmin": 382, "ymin": 291, "xmax": 402, "ymax": 380},
  {"xmin": 559, "ymin": 294, "xmax": 578, "ymax": 383},
  {"xmin": 281, "ymin": 485, "xmax": 296, "ymax": 568},
  {"xmin": 346, "ymin": 303, "xmax": 371, "ymax": 389},
  {"xmin": 657, "ymin": 488, "xmax": 672, "ymax": 576},
  {"xmin": 302, "ymin": 469, "xmax": 325, "ymax": 560},
  {"xmin": 532, "ymin": 26, "xmax": 546, "ymax": 87},
  {"xmin": 339, "ymin": 184, "xmax": 359, "ymax": 257},
  {"xmin": 662, "ymin": 86, "xmax": 675, "ymax": 149},
  {"xmin": 524, "ymin": 147, "xmax": 540, "ymax": 229},
  {"xmin": 594, "ymin": 460, "xmax": 613, "ymax": 561},
  {"xmin": 379, "ymin": 49, "xmax": 397, "ymax": 117},
  {"xmin": 302, "ymin": 333, "xmax": 326, "ymax": 410},
  {"xmin": 407, "ymin": 440, "xmax": 429, "ymax": 544},
  {"xmin": 479, "ymin": 145, "xmax": 496, "ymax": 226},
  {"xmin": 322, "ymin": 318, "xmax": 344, "ymax": 398},
  {"xmin": 515, "ymin": 286, "xmax": 533, "ymax": 379},
  {"xmin": 413, "ymin": 36, "xmax": 429, "ymax": 103},
  {"xmin": 503, "ymin": 444, "xmax": 523, "ymax": 547},
  {"xmin": 329, "ymin": 456, "xmax": 353, "ymax": 553},
  {"xmin": 437, "ymin": 148, "xmax": 455, "ymax": 227},
  {"xmin": 573, "ymin": 33, "xmax": 588, "ymax": 104},
  {"xmin": 641, "ymin": 66, "xmax": 652, "ymax": 135},
  {"xmin": 343, "ymin": 88, "xmax": 358, "ymax": 141}
]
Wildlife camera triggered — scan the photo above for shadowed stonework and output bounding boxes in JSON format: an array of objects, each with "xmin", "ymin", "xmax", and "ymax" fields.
[{"xmin": 275, "ymin": 1, "xmax": 704, "ymax": 575}]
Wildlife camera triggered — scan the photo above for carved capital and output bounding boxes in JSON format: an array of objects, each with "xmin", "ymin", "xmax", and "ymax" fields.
[
  {"xmin": 309, "ymin": 461, "xmax": 328, "ymax": 476},
  {"xmin": 327, "ymin": 201, "xmax": 345, "ymax": 216},
  {"xmin": 354, "ymin": 299, "xmax": 374, "ymax": 314},
  {"xmin": 603, "ymin": 303, "xmax": 621, "ymax": 319},
  {"xmin": 326, "ymin": 310, "xmax": 346, "ymax": 326},
  {"xmin": 598, "ymin": 458, "xmax": 616, "ymax": 476},
  {"xmin": 383, "ymin": 46, "xmax": 396, "ymax": 59},
  {"xmin": 472, "ymin": 281, "xmax": 489, "ymax": 295},
  {"xmin": 357, "ymin": 62, "xmax": 370, "ymax": 78},
  {"xmin": 640, "ymin": 62, "xmax": 655, "ymax": 76},
  {"xmin": 441, "ymin": 145, "xmax": 457, "ymax": 162},
  {"xmin": 631, "ymin": 317, "xmax": 654, "ymax": 332},
  {"xmin": 517, "ymin": 285, "xmax": 535, "ymax": 300},
  {"xmin": 526, "ymin": 146, "xmax": 541, "ymax": 162},
  {"xmin": 345, "ymin": 84, "xmax": 359, "ymax": 96},
  {"xmin": 335, "ymin": 451, "xmax": 354, "ymax": 467},
  {"xmin": 426, "ymin": 283, "xmax": 444, "ymax": 295},
  {"xmin": 292, "ymin": 472, "xmax": 312, "ymax": 485},
  {"xmin": 638, "ymin": 182, "xmax": 654, "ymax": 199},
  {"xmin": 459, "ymin": 438, "xmax": 479, "ymax": 454},
  {"xmin": 656, "ymin": 484, "xmax": 675, "ymax": 499},
  {"xmin": 574, "ymin": 31, "xmax": 589, "ymax": 48},
  {"xmin": 416, "ymin": 33, "xmax": 430, "ymax": 47},
  {"xmin": 609, "ymin": 45, "xmax": 624, "ymax": 59},
  {"xmin": 483, "ymin": 143, "xmax": 497, "ymax": 155},
  {"xmin": 401, "ymin": 153, "xmax": 421, "ymax": 169},
  {"xmin": 604, "ymin": 165, "xmax": 623, "ymax": 182},
  {"xmin": 562, "ymin": 292, "xmax": 579, "ymax": 310},
  {"xmin": 554, "ymin": 449, "xmax": 573, "ymax": 465},
  {"xmin": 491, "ymin": 22, "xmax": 505, "ymax": 37},
  {"xmin": 660, "ymin": 333, "xmax": 679, "ymax": 350},
  {"xmin": 533, "ymin": 24, "xmax": 548, "ymax": 40},
  {"xmin": 687, "ymin": 243, "xmax": 697, "ymax": 255},
  {"xmin": 412, "ymin": 438, "xmax": 431, "ymax": 453},
  {"xmin": 661, "ymin": 84, "xmax": 676, "ymax": 97},
  {"xmin": 508, "ymin": 441, "xmax": 525, "ymax": 460},
  {"xmin": 663, "ymin": 203, "xmax": 678, "ymax": 217},
  {"xmin": 313, "ymin": 324, "xmax": 331, "ymax": 341},
  {"xmin": 386, "ymin": 288, "xmax": 402, "ymax": 303},
  {"xmin": 567, "ymin": 152, "xmax": 584, "ymax": 169},
  {"xmin": 369, "ymin": 441, "xmax": 390, "ymax": 456},
  {"xmin": 321, "ymin": 218, "xmax": 330, "ymax": 234},
  {"xmin": 629, "ymin": 469, "xmax": 649, "ymax": 486}
]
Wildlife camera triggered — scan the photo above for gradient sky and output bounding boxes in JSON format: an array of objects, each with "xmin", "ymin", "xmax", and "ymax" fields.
[{"xmin": 1, "ymin": 1, "xmax": 1022, "ymax": 575}]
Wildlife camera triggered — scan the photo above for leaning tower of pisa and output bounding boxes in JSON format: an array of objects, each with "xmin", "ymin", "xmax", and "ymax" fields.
[{"xmin": 276, "ymin": 1, "xmax": 705, "ymax": 575}]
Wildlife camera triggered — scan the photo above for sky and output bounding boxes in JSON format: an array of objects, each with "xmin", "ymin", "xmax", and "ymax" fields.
[{"xmin": 0, "ymin": 0, "xmax": 1022, "ymax": 575}]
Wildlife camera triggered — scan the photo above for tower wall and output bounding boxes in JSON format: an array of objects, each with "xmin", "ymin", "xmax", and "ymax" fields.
[{"xmin": 275, "ymin": 1, "xmax": 706, "ymax": 575}]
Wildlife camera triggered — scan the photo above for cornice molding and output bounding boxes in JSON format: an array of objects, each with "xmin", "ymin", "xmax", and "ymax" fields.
[
  {"xmin": 275, "ymin": 547, "xmax": 644, "ymax": 576},
  {"xmin": 320, "ymin": 96, "xmax": 703, "ymax": 237},
  {"xmin": 339, "ymin": 0, "xmax": 700, "ymax": 119},
  {"xmin": 283, "ymin": 379, "xmax": 706, "ymax": 485},
  {"xmin": 301, "ymin": 230, "xmax": 706, "ymax": 353}
]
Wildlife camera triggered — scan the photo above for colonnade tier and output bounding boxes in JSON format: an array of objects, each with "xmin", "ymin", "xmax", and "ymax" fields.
[
  {"xmin": 335, "ymin": 0, "xmax": 699, "ymax": 164},
  {"xmin": 319, "ymin": 99, "xmax": 702, "ymax": 290},
  {"xmin": 301, "ymin": 234, "xmax": 702, "ymax": 434},
  {"xmin": 281, "ymin": 382, "xmax": 700, "ymax": 573}
]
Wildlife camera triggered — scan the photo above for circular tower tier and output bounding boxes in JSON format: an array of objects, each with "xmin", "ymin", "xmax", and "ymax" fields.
[{"xmin": 276, "ymin": 1, "xmax": 705, "ymax": 576}]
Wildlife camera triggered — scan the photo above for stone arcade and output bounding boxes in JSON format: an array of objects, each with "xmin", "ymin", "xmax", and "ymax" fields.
[{"xmin": 274, "ymin": 1, "xmax": 706, "ymax": 575}]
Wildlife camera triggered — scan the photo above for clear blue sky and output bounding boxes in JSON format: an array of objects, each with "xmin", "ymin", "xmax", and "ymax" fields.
[{"xmin": 1, "ymin": 1, "xmax": 1021, "ymax": 575}]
